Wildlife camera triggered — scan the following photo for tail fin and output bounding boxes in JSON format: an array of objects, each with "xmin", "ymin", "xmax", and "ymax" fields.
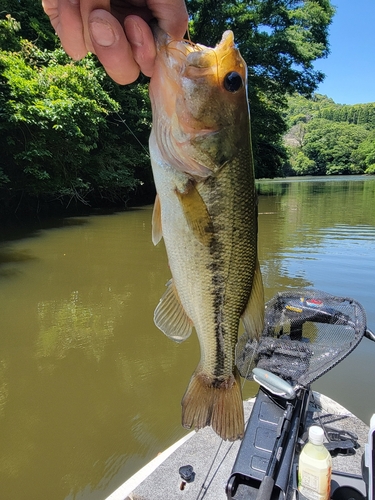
[{"xmin": 181, "ymin": 369, "xmax": 244, "ymax": 441}]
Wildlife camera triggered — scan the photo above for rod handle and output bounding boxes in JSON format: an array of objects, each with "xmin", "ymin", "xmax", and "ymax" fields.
[{"xmin": 256, "ymin": 475, "xmax": 275, "ymax": 500}]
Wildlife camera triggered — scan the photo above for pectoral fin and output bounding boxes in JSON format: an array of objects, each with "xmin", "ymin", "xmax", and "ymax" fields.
[
  {"xmin": 241, "ymin": 258, "xmax": 264, "ymax": 339},
  {"xmin": 152, "ymin": 194, "xmax": 163, "ymax": 245},
  {"xmin": 154, "ymin": 279, "xmax": 193, "ymax": 342},
  {"xmin": 175, "ymin": 182, "xmax": 213, "ymax": 246}
]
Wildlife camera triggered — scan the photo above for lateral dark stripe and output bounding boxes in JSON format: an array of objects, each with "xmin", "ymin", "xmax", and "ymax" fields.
[{"xmin": 207, "ymin": 231, "xmax": 226, "ymax": 377}]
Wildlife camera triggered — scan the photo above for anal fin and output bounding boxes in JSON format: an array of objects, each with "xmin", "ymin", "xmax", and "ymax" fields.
[
  {"xmin": 154, "ymin": 279, "xmax": 193, "ymax": 342},
  {"xmin": 241, "ymin": 257, "xmax": 264, "ymax": 340}
]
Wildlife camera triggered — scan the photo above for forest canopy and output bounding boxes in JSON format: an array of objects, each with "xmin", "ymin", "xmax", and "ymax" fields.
[{"xmin": 2, "ymin": 0, "xmax": 366, "ymax": 216}]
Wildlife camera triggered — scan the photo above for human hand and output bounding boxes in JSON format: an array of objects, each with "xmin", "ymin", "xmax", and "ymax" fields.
[{"xmin": 42, "ymin": 0, "xmax": 188, "ymax": 84}]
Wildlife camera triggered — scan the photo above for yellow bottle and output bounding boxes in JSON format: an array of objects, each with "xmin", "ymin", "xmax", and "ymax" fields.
[{"xmin": 298, "ymin": 425, "xmax": 332, "ymax": 500}]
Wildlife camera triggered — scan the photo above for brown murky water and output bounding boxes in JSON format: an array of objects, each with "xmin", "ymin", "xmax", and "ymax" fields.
[{"xmin": 0, "ymin": 176, "xmax": 374, "ymax": 499}]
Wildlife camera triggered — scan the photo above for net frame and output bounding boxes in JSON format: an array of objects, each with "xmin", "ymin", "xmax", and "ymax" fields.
[{"xmin": 236, "ymin": 289, "xmax": 367, "ymax": 390}]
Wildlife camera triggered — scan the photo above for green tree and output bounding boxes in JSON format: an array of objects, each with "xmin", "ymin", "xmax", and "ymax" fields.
[
  {"xmin": 0, "ymin": 42, "xmax": 114, "ymax": 197},
  {"xmin": 188, "ymin": 0, "xmax": 335, "ymax": 177},
  {"xmin": 353, "ymin": 131, "xmax": 375, "ymax": 174},
  {"xmin": 0, "ymin": 24, "xmax": 151, "ymax": 210},
  {"xmin": 289, "ymin": 150, "xmax": 317, "ymax": 175},
  {"xmin": 301, "ymin": 119, "xmax": 369, "ymax": 175},
  {"xmin": 286, "ymin": 94, "xmax": 375, "ymax": 131},
  {"xmin": 0, "ymin": 0, "xmax": 56, "ymax": 50},
  {"xmin": 0, "ymin": 13, "xmax": 21, "ymax": 51}
]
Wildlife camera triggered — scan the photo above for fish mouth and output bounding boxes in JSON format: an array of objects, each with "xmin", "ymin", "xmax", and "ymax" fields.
[
  {"xmin": 152, "ymin": 23, "xmax": 198, "ymax": 64},
  {"xmin": 153, "ymin": 27, "xmax": 243, "ymax": 83}
]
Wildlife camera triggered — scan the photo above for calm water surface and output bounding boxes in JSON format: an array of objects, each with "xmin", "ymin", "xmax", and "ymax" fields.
[{"xmin": 0, "ymin": 176, "xmax": 374, "ymax": 499}]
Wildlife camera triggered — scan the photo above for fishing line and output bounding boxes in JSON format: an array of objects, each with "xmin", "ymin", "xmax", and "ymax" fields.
[
  {"xmin": 114, "ymin": 113, "xmax": 150, "ymax": 157},
  {"xmin": 194, "ymin": 437, "xmax": 240, "ymax": 500},
  {"xmin": 194, "ymin": 439, "xmax": 224, "ymax": 500},
  {"xmin": 240, "ymin": 337, "xmax": 257, "ymax": 391},
  {"xmin": 194, "ymin": 394, "xmax": 254, "ymax": 500},
  {"xmin": 310, "ymin": 391, "xmax": 332, "ymax": 443},
  {"xmin": 186, "ymin": 21, "xmax": 192, "ymax": 43}
]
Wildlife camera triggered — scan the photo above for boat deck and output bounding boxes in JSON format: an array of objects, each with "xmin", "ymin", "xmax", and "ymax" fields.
[{"xmin": 107, "ymin": 392, "xmax": 369, "ymax": 500}]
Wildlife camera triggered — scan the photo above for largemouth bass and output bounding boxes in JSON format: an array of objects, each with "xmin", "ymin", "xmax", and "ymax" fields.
[{"xmin": 149, "ymin": 27, "xmax": 264, "ymax": 441}]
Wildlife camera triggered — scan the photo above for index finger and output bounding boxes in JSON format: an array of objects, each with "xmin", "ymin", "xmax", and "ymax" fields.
[
  {"xmin": 79, "ymin": 0, "xmax": 111, "ymax": 54},
  {"xmin": 42, "ymin": 0, "xmax": 88, "ymax": 60},
  {"xmin": 147, "ymin": 0, "xmax": 188, "ymax": 39}
]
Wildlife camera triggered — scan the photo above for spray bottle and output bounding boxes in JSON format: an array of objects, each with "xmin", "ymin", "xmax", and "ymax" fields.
[{"xmin": 298, "ymin": 425, "xmax": 332, "ymax": 500}]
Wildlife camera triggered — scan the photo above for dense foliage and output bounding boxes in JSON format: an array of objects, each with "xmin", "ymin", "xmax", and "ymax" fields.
[
  {"xmin": 1, "ymin": 0, "xmax": 336, "ymax": 215},
  {"xmin": 0, "ymin": 1, "xmax": 152, "ymax": 214},
  {"xmin": 284, "ymin": 94, "xmax": 375, "ymax": 175}
]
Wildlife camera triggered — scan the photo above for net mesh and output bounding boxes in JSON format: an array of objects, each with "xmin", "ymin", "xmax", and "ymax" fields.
[{"xmin": 236, "ymin": 289, "xmax": 367, "ymax": 388}]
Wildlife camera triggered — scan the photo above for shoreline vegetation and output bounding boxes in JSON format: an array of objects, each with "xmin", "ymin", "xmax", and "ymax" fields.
[
  {"xmin": 283, "ymin": 94, "xmax": 375, "ymax": 177},
  {"xmin": 0, "ymin": 1, "xmax": 373, "ymax": 218}
]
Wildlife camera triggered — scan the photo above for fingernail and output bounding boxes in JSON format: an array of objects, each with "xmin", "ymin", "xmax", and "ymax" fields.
[
  {"xmin": 89, "ymin": 19, "xmax": 116, "ymax": 47},
  {"xmin": 125, "ymin": 18, "xmax": 144, "ymax": 47}
]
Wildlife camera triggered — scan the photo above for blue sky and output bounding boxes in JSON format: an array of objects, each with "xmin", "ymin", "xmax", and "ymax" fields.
[{"xmin": 315, "ymin": 0, "xmax": 375, "ymax": 105}]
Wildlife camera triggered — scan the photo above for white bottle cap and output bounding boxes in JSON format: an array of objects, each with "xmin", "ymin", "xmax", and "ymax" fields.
[{"xmin": 309, "ymin": 425, "xmax": 324, "ymax": 445}]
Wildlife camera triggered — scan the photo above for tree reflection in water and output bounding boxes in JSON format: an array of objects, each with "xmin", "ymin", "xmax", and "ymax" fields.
[{"xmin": 36, "ymin": 290, "xmax": 130, "ymax": 362}]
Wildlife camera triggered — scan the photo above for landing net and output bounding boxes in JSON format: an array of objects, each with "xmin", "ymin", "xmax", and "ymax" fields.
[{"xmin": 236, "ymin": 289, "xmax": 367, "ymax": 388}]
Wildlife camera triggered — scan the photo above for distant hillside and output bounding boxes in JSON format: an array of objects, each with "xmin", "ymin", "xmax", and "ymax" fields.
[
  {"xmin": 285, "ymin": 94, "xmax": 375, "ymax": 129},
  {"xmin": 282, "ymin": 94, "xmax": 375, "ymax": 176}
]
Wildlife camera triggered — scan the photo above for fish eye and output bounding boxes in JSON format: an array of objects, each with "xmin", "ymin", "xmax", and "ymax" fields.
[{"xmin": 223, "ymin": 72, "xmax": 243, "ymax": 92}]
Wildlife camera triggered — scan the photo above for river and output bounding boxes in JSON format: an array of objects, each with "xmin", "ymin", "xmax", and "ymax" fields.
[{"xmin": 0, "ymin": 176, "xmax": 374, "ymax": 500}]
